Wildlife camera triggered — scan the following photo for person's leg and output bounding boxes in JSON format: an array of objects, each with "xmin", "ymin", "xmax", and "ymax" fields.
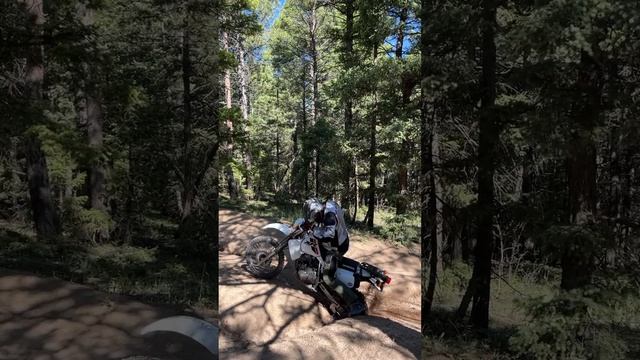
[
  {"xmin": 338, "ymin": 236, "xmax": 349, "ymax": 256},
  {"xmin": 321, "ymin": 254, "xmax": 365, "ymax": 317},
  {"xmin": 322, "ymin": 273, "xmax": 359, "ymax": 305}
]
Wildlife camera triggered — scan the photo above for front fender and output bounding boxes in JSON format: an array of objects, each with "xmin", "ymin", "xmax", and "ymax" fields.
[
  {"xmin": 262, "ymin": 223, "xmax": 293, "ymax": 237},
  {"xmin": 140, "ymin": 315, "xmax": 218, "ymax": 357}
]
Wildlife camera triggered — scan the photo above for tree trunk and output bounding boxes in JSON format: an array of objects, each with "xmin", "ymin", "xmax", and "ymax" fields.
[
  {"xmin": 238, "ymin": 38, "xmax": 250, "ymax": 122},
  {"xmin": 309, "ymin": 4, "xmax": 319, "ymax": 127},
  {"xmin": 25, "ymin": 136, "xmax": 60, "ymax": 240},
  {"xmin": 468, "ymin": 0, "xmax": 498, "ymax": 329},
  {"xmin": 424, "ymin": 115, "xmax": 438, "ymax": 321},
  {"xmin": 77, "ymin": 3, "xmax": 108, "ymax": 214},
  {"xmin": 181, "ymin": 21, "xmax": 195, "ymax": 221},
  {"xmin": 420, "ymin": 0, "xmax": 431, "ymax": 324},
  {"xmin": 22, "ymin": 0, "xmax": 60, "ymax": 241},
  {"xmin": 238, "ymin": 38, "xmax": 253, "ymax": 191},
  {"xmin": 309, "ymin": 2, "xmax": 320, "ymax": 197},
  {"xmin": 395, "ymin": 4, "xmax": 410, "ymax": 215},
  {"xmin": 364, "ymin": 47, "xmax": 378, "ymax": 228},
  {"xmin": 302, "ymin": 69, "xmax": 309, "ymax": 195},
  {"xmin": 396, "ymin": 3, "xmax": 407, "ymax": 59},
  {"xmin": 314, "ymin": 149, "xmax": 320, "ymax": 197},
  {"xmin": 290, "ymin": 115, "xmax": 299, "ymax": 194},
  {"xmin": 423, "ymin": 92, "xmax": 444, "ymax": 321},
  {"xmin": 353, "ymin": 160, "xmax": 359, "ymax": 223},
  {"xmin": 8, "ymin": 140, "xmax": 22, "ymax": 215},
  {"xmin": 222, "ymin": 31, "xmax": 239, "ymax": 200},
  {"xmin": 86, "ymin": 93, "xmax": 106, "ymax": 211},
  {"xmin": 342, "ymin": 0, "xmax": 355, "ymax": 215},
  {"xmin": 561, "ymin": 51, "xmax": 601, "ymax": 290},
  {"xmin": 433, "ymin": 117, "xmax": 444, "ymax": 275}
]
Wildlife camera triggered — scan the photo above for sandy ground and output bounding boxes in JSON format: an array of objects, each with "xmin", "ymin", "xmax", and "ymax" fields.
[
  {"xmin": 219, "ymin": 209, "xmax": 422, "ymax": 360},
  {"xmin": 0, "ymin": 270, "xmax": 215, "ymax": 360}
]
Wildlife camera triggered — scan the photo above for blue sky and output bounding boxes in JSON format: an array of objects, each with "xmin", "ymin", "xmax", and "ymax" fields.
[
  {"xmin": 261, "ymin": 0, "xmax": 416, "ymax": 57},
  {"xmin": 265, "ymin": 0, "xmax": 287, "ymax": 30}
]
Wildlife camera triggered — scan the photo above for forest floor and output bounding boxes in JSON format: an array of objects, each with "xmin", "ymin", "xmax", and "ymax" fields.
[
  {"xmin": 0, "ymin": 218, "xmax": 217, "ymax": 360},
  {"xmin": 0, "ymin": 217, "xmax": 215, "ymax": 308},
  {"xmin": 0, "ymin": 269, "xmax": 216, "ymax": 360},
  {"xmin": 423, "ymin": 262, "xmax": 640, "ymax": 360},
  {"xmin": 218, "ymin": 208, "xmax": 422, "ymax": 359}
]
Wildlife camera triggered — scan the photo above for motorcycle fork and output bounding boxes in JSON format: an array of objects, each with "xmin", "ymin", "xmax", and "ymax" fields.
[{"xmin": 255, "ymin": 235, "xmax": 290, "ymax": 267}]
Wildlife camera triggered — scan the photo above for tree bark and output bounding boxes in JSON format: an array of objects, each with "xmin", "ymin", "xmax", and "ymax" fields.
[
  {"xmin": 395, "ymin": 2, "xmax": 410, "ymax": 214},
  {"xmin": 237, "ymin": 38, "xmax": 253, "ymax": 191},
  {"xmin": 181, "ymin": 20, "xmax": 195, "ymax": 221},
  {"xmin": 302, "ymin": 69, "xmax": 309, "ymax": 196},
  {"xmin": 86, "ymin": 93, "xmax": 107, "ymax": 212},
  {"xmin": 353, "ymin": 160, "xmax": 359, "ymax": 223},
  {"xmin": 424, "ymin": 118, "xmax": 438, "ymax": 321},
  {"xmin": 342, "ymin": 0, "xmax": 355, "ymax": 215},
  {"xmin": 291, "ymin": 112, "xmax": 299, "ymax": 194},
  {"xmin": 433, "ymin": 117, "xmax": 444, "ymax": 276},
  {"xmin": 561, "ymin": 51, "xmax": 602, "ymax": 290},
  {"xmin": 364, "ymin": 46, "xmax": 378, "ymax": 229},
  {"xmin": 222, "ymin": 31, "xmax": 239, "ymax": 199},
  {"xmin": 396, "ymin": 3, "xmax": 407, "ymax": 59},
  {"xmin": 76, "ymin": 3, "xmax": 108, "ymax": 214},
  {"xmin": 309, "ymin": 2, "xmax": 319, "ymax": 127},
  {"xmin": 469, "ymin": 0, "xmax": 498, "ymax": 329},
  {"xmin": 238, "ymin": 38, "xmax": 250, "ymax": 122},
  {"xmin": 420, "ymin": 0, "xmax": 431, "ymax": 325},
  {"xmin": 423, "ymin": 91, "xmax": 443, "ymax": 322},
  {"xmin": 22, "ymin": 0, "xmax": 60, "ymax": 241},
  {"xmin": 308, "ymin": 1, "xmax": 320, "ymax": 197}
]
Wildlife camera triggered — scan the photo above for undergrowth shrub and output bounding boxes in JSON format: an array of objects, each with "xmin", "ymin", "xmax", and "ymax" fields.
[
  {"xmin": 87, "ymin": 244, "xmax": 156, "ymax": 276},
  {"xmin": 510, "ymin": 288, "xmax": 628, "ymax": 360},
  {"xmin": 379, "ymin": 213, "xmax": 419, "ymax": 245},
  {"xmin": 62, "ymin": 196, "xmax": 113, "ymax": 242}
]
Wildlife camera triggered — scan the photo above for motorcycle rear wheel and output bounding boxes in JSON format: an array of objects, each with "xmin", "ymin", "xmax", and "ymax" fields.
[{"xmin": 245, "ymin": 236, "xmax": 285, "ymax": 279}]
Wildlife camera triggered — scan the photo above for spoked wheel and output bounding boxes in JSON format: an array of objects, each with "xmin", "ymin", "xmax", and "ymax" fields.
[{"xmin": 245, "ymin": 236, "xmax": 284, "ymax": 279}]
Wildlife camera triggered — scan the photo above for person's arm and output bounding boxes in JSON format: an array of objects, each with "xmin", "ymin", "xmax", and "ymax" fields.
[{"xmin": 313, "ymin": 212, "xmax": 337, "ymax": 241}]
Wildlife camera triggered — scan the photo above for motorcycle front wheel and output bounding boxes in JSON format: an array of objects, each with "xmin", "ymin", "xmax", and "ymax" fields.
[{"xmin": 245, "ymin": 236, "xmax": 285, "ymax": 279}]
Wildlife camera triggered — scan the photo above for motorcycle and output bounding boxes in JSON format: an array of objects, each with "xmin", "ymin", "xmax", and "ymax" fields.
[{"xmin": 244, "ymin": 218, "xmax": 392, "ymax": 318}]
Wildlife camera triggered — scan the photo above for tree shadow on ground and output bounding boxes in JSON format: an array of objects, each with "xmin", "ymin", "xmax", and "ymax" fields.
[
  {"xmin": 219, "ymin": 208, "xmax": 421, "ymax": 358},
  {"xmin": 220, "ymin": 255, "xmax": 420, "ymax": 359},
  {"xmin": 224, "ymin": 315, "xmax": 420, "ymax": 360},
  {"xmin": 0, "ymin": 270, "xmax": 214, "ymax": 360}
]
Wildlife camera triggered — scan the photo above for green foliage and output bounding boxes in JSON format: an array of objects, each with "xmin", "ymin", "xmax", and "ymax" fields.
[
  {"xmin": 88, "ymin": 243, "xmax": 156, "ymax": 275},
  {"xmin": 378, "ymin": 213, "xmax": 419, "ymax": 245},
  {"xmin": 0, "ymin": 0, "xmax": 233, "ymax": 311},
  {"xmin": 537, "ymin": 225, "xmax": 610, "ymax": 264},
  {"xmin": 510, "ymin": 290, "xmax": 628, "ymax": 360},
  {"xmin": 239, "ymin": 0, "xmax": 423, "ymax": 210},
  {"xmin": 0, "ymin": 218, "xmax": 215, "ymax": 307}
]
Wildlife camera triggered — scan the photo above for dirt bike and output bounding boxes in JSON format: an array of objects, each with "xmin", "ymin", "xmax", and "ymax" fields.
[{"xmin": 244, "ymin": 218, "xmax": 392, "ymax": 319}]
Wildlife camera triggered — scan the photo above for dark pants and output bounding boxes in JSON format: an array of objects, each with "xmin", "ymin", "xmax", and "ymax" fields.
[
  {"xmin": 337, "ymin": 236, "xmax": 349, "ymax": 255},
  {"xmin": 322, "ymin": 236, "xmax": 358, "ymax": 305}
]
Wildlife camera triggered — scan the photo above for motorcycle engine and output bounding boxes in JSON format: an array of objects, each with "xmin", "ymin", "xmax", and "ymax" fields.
[{"xmin": 295, "ymin": 254, "xmax": 319, "ymax": 284}]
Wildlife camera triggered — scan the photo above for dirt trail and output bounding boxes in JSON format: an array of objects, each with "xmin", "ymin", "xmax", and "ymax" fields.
[
  {"xmin": 219, "ymin": 209, "xmax": 421, "ymax": 359},
  {"xmin": 0, "ymin": 270, "xmax": 215, "ymax": 360}
]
